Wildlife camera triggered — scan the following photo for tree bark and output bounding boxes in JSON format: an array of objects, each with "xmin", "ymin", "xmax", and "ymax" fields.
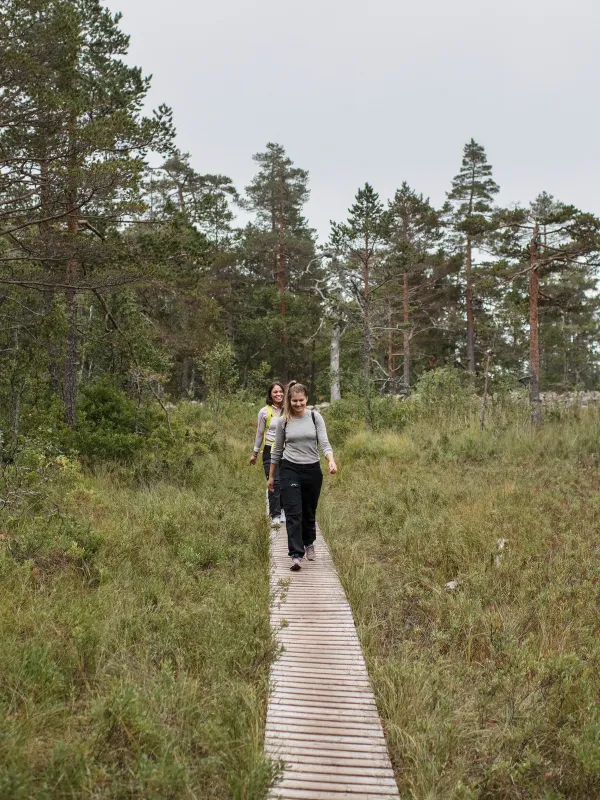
[
  {"xmin": 9, "ymin": 327, "xmax": 25, "ymax": 442},
  {"xmin": 180, "ymin": 356, "xmax": 192, "ymax": 397},
  {"xmin": 63, "ymin": 113, "xmax": 78, "ymax": 429},
  {"xmin": 403, "ymin": 270, "xmax": 410, "ymax": 394},
  {"xmin": 529, "ymin": 223, "xmax": 542, "ymax": 423},
  {"xmin": 480, "ymin": 349, "xmax": 493, "ymax": 432},
  {"xmin": 363, "ymin": 242, "xmax": 372, "ymax": 426},
  {"xmin": 466, "ymin": 236, "xmax": 475, "ymax": 372},
  {"xmin": 387, "ymin": 304, "xmax": 395, "ymax": 393},
  {"xmin": 309, "ymin": 337, "xmax": 316, "ymax": 398},
  {"xmin": 40, "ymin": 158, "xmax": 61, "ymax": 395},
  {"xmin": 330, "ymin": 322, "xmax": 341, "ymax": 402}
]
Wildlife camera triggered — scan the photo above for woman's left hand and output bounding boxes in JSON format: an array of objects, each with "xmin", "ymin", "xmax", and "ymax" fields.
[{"xmin": 328, "ymin": 459, "xmax": 338, "ymax": 475}]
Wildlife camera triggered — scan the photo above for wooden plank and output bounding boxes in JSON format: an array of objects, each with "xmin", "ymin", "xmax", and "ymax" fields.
[
  {"xmin": 266, "ymin": 528, "xmax": 399, "ymax": 799},
  {"xmin": 285, "ymin": 764, "xmax": 395, "ymax": 779},
  {"xmin": 265, "ymin": 737, "xmax": 389, "ymax": 755},
  {"xmin": 272, "ymin": 674, "xmax": 376, "ymax": 705},
  {"xmin": 270, "ymin": 694, "xmax": 378, "ymax": 710},
  {"xmin": 277, "ymin": 778, "xmax": 398, "ymax": 800},
  {"xmin": 270, "ymin": 792, "xmax": 398, "ymax": 800},
  {"xmin": 270, "ymin": 791, "xmax": 398, "ymax": 800},
  {"xmin": 265, "ymin": 725, "xmax": 385, "ymax": 744},
  {"xmin": 267, "ymin": 714, "xmax": 382, "ymax": 730},
  {"xmin": 267, "ymin": 751, "xmax": 393, "ymax": 770},
  {"xmin": 279, "ymin": 772, "xmax": 398, "ymax": 788}
]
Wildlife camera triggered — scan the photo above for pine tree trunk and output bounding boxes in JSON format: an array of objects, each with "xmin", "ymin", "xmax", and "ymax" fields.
[
  {"xmin": 480, "ymin": 349, "xmax": 493, "ymax": 432},
  {"xmin": 40, "ymin": 158, "xmax": 60, "ymax": 395},
  {"xmin": 403, "ymin": 270, "xmax": 410, "ymax": 394},
  {"xmin": 180, "ymin": 357, "xmax": 192, "ymax": 397},
  {"xmin": 466, "ymin": 236, "xmax": 475, "ymax": 372},
  {"xmin": 529, "ymin": 224, "xmax": 542, "ymax": 423},
  {"xmin": 330, "ymin": 322, "xmax": 341, "ymax": 402},
  {"xmin": 363, "ymin": 245, "xmax": 372, "ymax": 426},
  {"xmin": 63, "ymin": 114, "xmax": 78, "ymax": 429},
  {"xmin": 387, "ymin": 304, "xmax": 395, "ymax": 393},
  {"xmin": 9, "ymin": 328, "xmax": 25, "ymax": 442},
  {"xmin": 64, "ymin": 282, "xmax": 78, "ymax": 429},
  {"xmin": 9, "ymin": 376, "xmax": 25, "ymax": 442},
  {"xmin": 309, "ymin": 338, "xmax": 316, "ymax": 397}
]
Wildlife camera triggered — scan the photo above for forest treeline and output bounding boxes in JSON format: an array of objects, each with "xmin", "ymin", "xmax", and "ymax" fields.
[{"xmin": 2, "ymin": 0, "xmax": 600, "ymax": 440}]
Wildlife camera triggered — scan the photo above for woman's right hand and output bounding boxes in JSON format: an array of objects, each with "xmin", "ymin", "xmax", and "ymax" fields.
[
  {"xmin": 249, "ymin": 453, "xmax": 257, "ymax": 465},
  {"xmin": 267, "ymin": 477, "xmax": 274, "ymax": 493}
]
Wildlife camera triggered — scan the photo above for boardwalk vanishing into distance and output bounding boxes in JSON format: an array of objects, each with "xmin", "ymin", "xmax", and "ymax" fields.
[{"xmin": 266, "ymin": 524, "xmax": 400, "ymax": 800}]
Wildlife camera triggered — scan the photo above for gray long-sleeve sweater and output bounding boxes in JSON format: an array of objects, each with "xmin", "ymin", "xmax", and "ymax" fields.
[{"xmin": 270, "ymin": 410, "xmax": 333, "ymax": 465}]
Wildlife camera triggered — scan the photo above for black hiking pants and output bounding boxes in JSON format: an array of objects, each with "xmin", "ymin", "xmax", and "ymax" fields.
[
  {"xmin": 279, "ymin": 459, "xmax": 323, "ymax": 559},
  {"xmin": 263, "ymin": 445, "xmax": 281, "ymax": 519}
]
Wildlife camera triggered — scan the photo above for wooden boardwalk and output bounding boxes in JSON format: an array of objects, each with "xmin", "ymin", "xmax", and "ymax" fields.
[{"xmin": 266, "ymin": 524, "xmax": 400, "ymax": 800}]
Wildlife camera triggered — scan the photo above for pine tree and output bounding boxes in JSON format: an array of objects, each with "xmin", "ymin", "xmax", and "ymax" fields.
[
  {"xmin": 0, "ymin": 0, "xmax": 174, "ymax": 427},
  {"xmin": 495, "ymin": 195, "xmax": 600, "ymax": 421},
  {"xmin": 447, "ymin": 139, "xmax": 499, "ymax": 373},
  {"xmin": 330, "ymin": 184, "xmax": 387, "ymax": 423},
  {"xmin": 149, "ymin": 152, "xmax": 238, "ymax": 249},
  {"xmin": 386, "ymin": 183, "xmax": 443, "ymax": 393},
  {"xmin": 242, "ymin": 142, "xmax": 314, "ymax": 380}
]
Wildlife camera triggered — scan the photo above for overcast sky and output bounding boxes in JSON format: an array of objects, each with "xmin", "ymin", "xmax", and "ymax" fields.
[{"xmin": 108, "ymin": 0, "xmax": 599, "ymax": 241}]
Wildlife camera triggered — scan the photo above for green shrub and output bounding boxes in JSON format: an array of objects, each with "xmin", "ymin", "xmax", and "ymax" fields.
[
  {"xmin": 407, "ymin": 365, "xmax": 476, "ymax": 419},
  {"xmin": 74, "ymin": 380, "xmax": 155, "ymax": 461}
]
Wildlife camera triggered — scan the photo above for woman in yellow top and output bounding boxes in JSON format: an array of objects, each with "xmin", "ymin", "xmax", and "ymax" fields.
[{"xmin": 250, "ymin": 382, "xmax": 285, "ymax": 526}]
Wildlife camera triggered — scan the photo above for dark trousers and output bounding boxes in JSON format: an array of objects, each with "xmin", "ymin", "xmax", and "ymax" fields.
[
  {"xmin": 263, "ymin": 446, "xmax": 281, "ymax": 519},
  {"xmin": 280, "ymin": 459, "xmax": 323, "ymax": 559}
]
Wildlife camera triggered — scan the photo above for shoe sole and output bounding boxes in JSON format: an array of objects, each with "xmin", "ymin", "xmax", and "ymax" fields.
[{"xmin": 290, "ymin": 562, "xmax": 301, "ymax": 571}]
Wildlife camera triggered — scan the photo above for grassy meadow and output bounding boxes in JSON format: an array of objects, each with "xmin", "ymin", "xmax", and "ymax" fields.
[
  {"xmin": 2, "ymin": 382, "xmax": 600, "ymax": 800},
  {"xmin": 0, "ymin": 403, "xmax": 276, "ymax": 800},
  {"xmin": 322, "ymin": 397, "xmax": 600, "ymax": 799}
]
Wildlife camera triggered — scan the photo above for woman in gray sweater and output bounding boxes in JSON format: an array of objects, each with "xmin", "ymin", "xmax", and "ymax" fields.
[{"xmin": 267, "ymin": 381, "xmax": 337, "ymax": 571}]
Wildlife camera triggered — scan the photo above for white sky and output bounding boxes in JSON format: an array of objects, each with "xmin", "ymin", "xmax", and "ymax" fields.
[{"xmin": 108, "ymin": 0, "xmax": 600, "ymax": 241}]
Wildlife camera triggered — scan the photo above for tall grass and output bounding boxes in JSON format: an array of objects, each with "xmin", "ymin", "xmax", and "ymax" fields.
[
  {"xmin": 0, "ymin": 402, "xmax": 276, "ymax": 799},
  {"xmin": 322, "ymin": 403, "xmax": 600, "ymax": 799}
]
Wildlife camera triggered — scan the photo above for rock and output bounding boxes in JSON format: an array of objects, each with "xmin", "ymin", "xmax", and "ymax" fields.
[{"xmin": 494, "ymin": 538, "xmax": 507, "ymax": 568}]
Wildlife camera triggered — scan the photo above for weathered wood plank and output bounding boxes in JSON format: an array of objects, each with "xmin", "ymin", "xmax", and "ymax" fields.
[{"xmin": 266, "ymin": 526, "xmax": 399, "ymax": 799}]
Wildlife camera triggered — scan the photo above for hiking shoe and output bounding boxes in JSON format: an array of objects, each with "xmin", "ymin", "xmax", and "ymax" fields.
[
  {"xmin": 305, "ymin": 544, "xmax": 316, "ymax": 561},
  {"xmin": 290, "ymin": 558, "xmax": 302, "ymax": 571}
]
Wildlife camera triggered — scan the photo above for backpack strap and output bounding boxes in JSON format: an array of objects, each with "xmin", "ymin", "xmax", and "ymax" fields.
[{"xmin": 262, "ymin": 405, "xmax": 273, "ymax": 448}]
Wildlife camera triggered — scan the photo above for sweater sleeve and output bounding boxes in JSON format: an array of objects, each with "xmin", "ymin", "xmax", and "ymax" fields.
[
  {"xmin": 314, "ymin": 411, "xmax": 333, "ymax": 458},
  {"xmin": 270, "ymin": 417, "xmax": 285, "ymax": 464},
  {"xmin": 253, "ymin": 407, "xmax": 267, "ymax": 453}
]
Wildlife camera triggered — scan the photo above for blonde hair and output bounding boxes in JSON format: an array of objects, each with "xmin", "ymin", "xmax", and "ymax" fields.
[{"xmin": 283, "ymin": 381, "xmax": 308, "ymax": 421}]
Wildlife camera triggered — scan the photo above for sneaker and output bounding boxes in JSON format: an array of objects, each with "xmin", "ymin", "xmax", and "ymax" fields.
[
  {"xmin": 305, "ymin": 544, "xmax": 315, "ymax": 561},
  {"xmin": 290, "ymin": 557, "xmax": 302, "ymax": 571},
  {"xmin": 270, "ymin": 516, "xmax": 281, "ymax": 529},
  {"xmin": 279, "ymin": 509, "xmax": 286, "ymax": 524}
]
